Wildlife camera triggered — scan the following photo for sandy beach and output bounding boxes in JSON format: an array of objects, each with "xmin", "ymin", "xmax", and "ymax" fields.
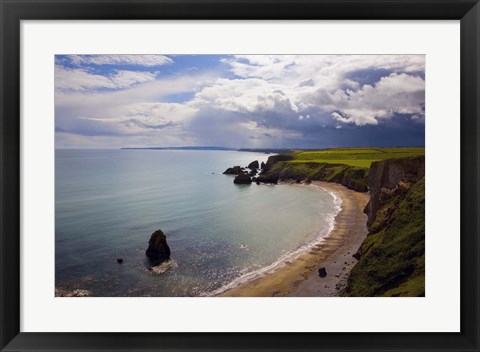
[{"xmin": 220, "ymin": 181, "xmax": 370, "ymax": 297}]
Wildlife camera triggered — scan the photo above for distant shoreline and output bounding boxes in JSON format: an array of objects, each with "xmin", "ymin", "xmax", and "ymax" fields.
[{"xmin": 219, "ymin": 181, "xmax": 370, "ymax": 297}]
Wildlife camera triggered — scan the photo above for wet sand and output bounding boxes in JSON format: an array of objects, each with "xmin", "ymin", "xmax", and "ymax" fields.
[{"xmin": 220, "ymin": 181, "xmax": 369, "ymax": 297}]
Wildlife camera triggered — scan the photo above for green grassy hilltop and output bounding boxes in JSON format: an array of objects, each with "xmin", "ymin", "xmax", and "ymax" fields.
[
  {"xmin": 261, "ymin": 148, "xmax": 424, "ymax": 193},
  {"xmin": 288, "ymin": 147, "xmax": 425, "ymax": 168}
]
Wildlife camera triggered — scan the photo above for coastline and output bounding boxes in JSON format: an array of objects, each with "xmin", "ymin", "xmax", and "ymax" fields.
[{"xmin": 219, "ymin": 181, "xmax": 370, "ymax": 297}]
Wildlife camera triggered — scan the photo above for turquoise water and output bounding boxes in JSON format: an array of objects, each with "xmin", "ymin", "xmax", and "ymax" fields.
[{"xmin": 55, "ymin": 149, "xmax": 338, "ymax": 296}]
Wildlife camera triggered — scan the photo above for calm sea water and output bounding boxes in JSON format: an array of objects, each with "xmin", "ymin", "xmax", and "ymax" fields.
[{"xmin": 55, "ymin": 149, "xmax": 339, "ymax": 296}]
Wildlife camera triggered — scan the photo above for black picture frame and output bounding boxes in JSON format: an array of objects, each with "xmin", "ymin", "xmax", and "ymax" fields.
[{"xmin": 1, "ymin": 0, "xmax": 479, "ymax": 351}]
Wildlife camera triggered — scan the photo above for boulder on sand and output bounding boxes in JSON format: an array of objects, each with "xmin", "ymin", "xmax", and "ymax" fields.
[
  {"xmin": 318, "ymin": 267, "xmax": 327, "ymax": 278},
  {"xmin": 146, "ymin": 229, "xmax": 171, "ymax": 266},
  {"xmin": 352, "ymin": 252, "xmax": 361, "ymax": 261}
]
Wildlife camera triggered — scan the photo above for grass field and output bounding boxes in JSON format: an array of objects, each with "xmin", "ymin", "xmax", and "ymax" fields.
[{"xmin": 287, "ymin": 148, "xmax": 425, "ymax": 168}]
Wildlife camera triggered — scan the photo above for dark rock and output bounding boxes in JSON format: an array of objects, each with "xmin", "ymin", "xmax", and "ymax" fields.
[
  {"xmin": 223, "ymin": 166, "xmax": 244, "ymax": 175},
  {"xmin": 116, "ymin": 258, "xmax": 124, "ymax": 264},
  {"xmin": 248, "ymin": 160, "xmax": 259, "ymax": 169},
  {"xmin": 262, "ymin": 154, "xmax": 294, "ymax": 173},
  {"xmin": 255, "ymin": 174, "xmax": 279, "ymax": 184},
  {"xmin": 233, "ymin": 173, "xmax": 252, "ymax": 184},
  {"xmin": 146, "ymin": 229, "xmax": 171, "ymax": 266},
  {"xmin": 249, "ymin": 169, "xmax": 258, "ymax": 176},
  {"xmin": 260, "ymin": 161, "xmax": 266, "ymax": 170},
  {"xmin": 318, "ymin": 267, "xmax": 327, "ymax": 278},
  {"xmin": 352, "ymin": 252, "xmax": 361, "ymax": 261},
  {"xmin": 305, "ymin": 178, "xmax": 312, "ymax": 184}
]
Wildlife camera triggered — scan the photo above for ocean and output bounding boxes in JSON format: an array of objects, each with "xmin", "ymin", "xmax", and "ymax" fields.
[{"xmin": 55, "ymin": 149, "xmax": 339, "ymax": 296}]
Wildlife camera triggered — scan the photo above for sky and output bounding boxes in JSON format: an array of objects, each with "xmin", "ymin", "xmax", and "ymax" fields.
[{"xmin": 55, "ymin": 54, "xmax": 425, "ymax": 149}]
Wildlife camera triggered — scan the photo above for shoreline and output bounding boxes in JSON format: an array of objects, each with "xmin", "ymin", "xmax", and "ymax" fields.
[{"xmin": 219, "ymin": 181, "xmax": 370, "ymax": 297}]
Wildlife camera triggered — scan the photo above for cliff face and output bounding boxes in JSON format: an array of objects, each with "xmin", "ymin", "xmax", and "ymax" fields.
[
  {"xmin": 261, "ymin": 155, "xmax": 368, "ymax": 192},
  {"xmin": 365, "ymin": 156, "xmax": 425, "ymax": 229},
  {"xmin": 347, "ymin": 156, "xmax": 425, "ymax": 297}
]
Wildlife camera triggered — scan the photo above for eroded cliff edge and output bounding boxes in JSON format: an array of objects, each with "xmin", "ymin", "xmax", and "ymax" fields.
[
  {"xmin": 261, "ymin": 154, "xmax": 369, "ymax": 192},
  {"xmin": 347, "ymin": 156, "xmax": 425, "ymax": 296}
]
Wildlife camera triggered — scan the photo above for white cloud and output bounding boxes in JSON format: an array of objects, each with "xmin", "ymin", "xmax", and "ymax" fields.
[
  {"xmin": 110, "ymin": 70, "xmax": 159, "ymax": 88},
  {"xmin": 55, "ymin": 66, "xmax": 115, "ymax": 91},
  {"xmin": 68, "ymin": 55, "xmax": 173, "ymax": 67},
  {"xmin": 329, "ymin": 73, "xmax": 425, "ymax": 125},
  {"xmin": 208, "ymin": 55, "xmax": 425, "ymax": 126},
  {"xmin": 190, "ymin": 78, "xmax": 299, "ymax": 115},
  {"xmin": 55, "ymin": 72, "xmax": 213, "ymax": 146},
  {"xmin": 55, "ymin": 66, "xmax": 158, "ymax": 91}
]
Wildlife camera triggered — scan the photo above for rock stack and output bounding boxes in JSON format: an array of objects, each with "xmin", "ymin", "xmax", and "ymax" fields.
[{"xmin": 146, "ymin": 229, "xmax": 171, "ymax": 266}]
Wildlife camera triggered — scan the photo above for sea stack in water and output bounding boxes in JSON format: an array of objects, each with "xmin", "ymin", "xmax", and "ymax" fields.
[
  {"xmin": 233, "ymin": 173, "xmax": 252, "ymax": 184},
  {"xmin": 248, "ymin": 160, "xmax": 259, "ymax": 169},
  {"xmin": 223, "ymin": 166, "xmax": 244, "ymax": 175},
  {"xmin": 146, "ymin": 229, "xmax": 171, "ymax": 266}
]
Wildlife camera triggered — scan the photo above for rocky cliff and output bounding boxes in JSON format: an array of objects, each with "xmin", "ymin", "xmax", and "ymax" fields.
[
  {"xmin": 347, "ymin": 156, "xmax": 425, "ymax": 296},
  {"xmin": 260, "ymin": 155, "xmax": 368, "ymax": 192}
]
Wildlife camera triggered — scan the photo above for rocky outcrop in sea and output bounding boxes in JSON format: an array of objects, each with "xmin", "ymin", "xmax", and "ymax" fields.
[
  {"xmin": 146, "ymin": 229, "xmax": 171, "ymax": 266},
  {"xmin": 233, "ymin": 173, "xmax": 252, "ymax": 184},
  {"xmin": 248, "ymin": 160, "xmax": 259, "ymax": 169},
  {"xmin": 223, "ymin": 166, "xmax": 245, "ymax": 175}
]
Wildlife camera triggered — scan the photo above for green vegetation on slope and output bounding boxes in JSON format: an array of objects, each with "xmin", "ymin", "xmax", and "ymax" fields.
[
  {"xmin": 288, "ymin": 148, "xmax": 425, "ymax": 168},
  {"xmin": 267, "ymin": 161, "xmax": 369, "ymax": 192},
  {"xmin": 347, "ymin": 177, "xmax": 425, "ymax": 297},
  {"xmin": 260, "ymin": 148, "xmax": 423, "ymax": 192}
]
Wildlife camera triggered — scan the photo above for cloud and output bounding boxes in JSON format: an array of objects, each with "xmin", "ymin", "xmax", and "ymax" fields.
[
  {"xmin": 224, "ymin": 55, "xmax": 424, "ymax": 85},
  {"xmin": 55, "ymin": 66, "xmax": 158, "ymax": 91},
  {"xmin": 67, "ymin": 55, "xmax": 173, "ymax": 66},
  {"xmin": 298, "ymin": 79, "xmax": 315, "ymax": 87},
  {"xmin": 110, "ymin": 70, "xmax": 159, "ymax": 88},
  {"xmin": 328, "ymin": 73, "xmax": 425, "ymax": 125},
  {"xmin": 191, "ymin": 78, "xmax": 299, "ymax": 116},
  {"xmin": 55, "ymin": 54, "xmax": 425, "ymax": 148},
  {"xmin": 203, "ymin": 55, "xmax": 425, "ymax": 127},
  {"xmin": 55, "ymin": 66, "xmax": 115, "ymax": 91}
]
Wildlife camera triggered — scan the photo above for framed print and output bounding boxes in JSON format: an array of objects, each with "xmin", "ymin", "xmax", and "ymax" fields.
[{"xmin": 1, "ymin": 0, "xmax": 479, "ymax": 351}]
